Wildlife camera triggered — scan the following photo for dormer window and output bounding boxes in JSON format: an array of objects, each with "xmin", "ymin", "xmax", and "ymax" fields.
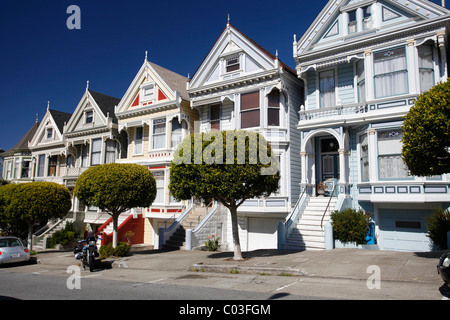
[{"xmin": 226, "ymin": 56, "xmax": 240, "ymax": 72}]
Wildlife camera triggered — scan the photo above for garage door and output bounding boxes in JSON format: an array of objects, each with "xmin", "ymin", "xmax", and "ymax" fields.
[
  {"xmin": 248, "ymin": 218, "xmax": 278, "ymax": 251},
  {"xmin": 379, "ymin": 209, "xmax": 432, "ymax": 252}
]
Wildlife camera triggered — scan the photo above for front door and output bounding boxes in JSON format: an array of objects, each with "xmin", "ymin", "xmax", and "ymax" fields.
[{"xmin": 319, "ymin": 137, "xmax": 339, "ymax": 182}]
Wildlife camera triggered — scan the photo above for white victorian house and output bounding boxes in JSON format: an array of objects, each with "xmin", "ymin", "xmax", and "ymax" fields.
[
  {"xmin": 188, "ymin": 22, "xmax": 304, "ymax": 251},
  {"xmin": 281, "ymin": 0, "xmax": 450, "ymax": 252},
  {"xmin": 63, "ymin": 87, "xmax": 121, "ymax": 231}
]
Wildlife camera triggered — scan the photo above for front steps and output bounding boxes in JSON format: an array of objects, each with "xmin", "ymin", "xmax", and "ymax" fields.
[
  {"xmin": 162, "ymin": 205, "xmax": 210, "ymax": 251},
  {"xmin": 283, "ymin": 197, "xmax": 337, "ymax": 251}
]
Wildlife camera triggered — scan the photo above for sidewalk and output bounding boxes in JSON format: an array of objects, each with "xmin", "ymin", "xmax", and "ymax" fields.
[{"xmin": 106, "ymin": 248, "xmax": 444, "ymax": 284}]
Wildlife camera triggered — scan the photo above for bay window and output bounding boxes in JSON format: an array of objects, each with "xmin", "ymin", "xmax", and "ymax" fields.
[
  {"xmin": 152, "ymin": 118, "xmax": 166, "ymax": 150},
  {"xmin": 241, "ymin": 91, "xmax": 260, "ymax": 128},
  {"xmin": 105, "ymin": 139, "xmax": 116, "ymax": 164},
  {"xmin": 377, "ymin": 129, "xmax": 410, "ymax": 180},
  {"xmin": 171, "ymin": 118, "xmax": 183, "ymax": 148},
  {"xmin": 374, "ymin": 47, "xmax": 408, "ymax": 98},
  {"xmin": 37, "ymin": 154, "xmax": 45, "ymax": 177},
  {"xmin": 348, "ymin": 10, "xmax": 357, "ymax": 34},
  {"xmin": 48, "ymin": 156, "xmax": 57, "ymax": 176},
  {"xmin": 319, "ymin": 70, "xmax": 335, "ymax": 108}
]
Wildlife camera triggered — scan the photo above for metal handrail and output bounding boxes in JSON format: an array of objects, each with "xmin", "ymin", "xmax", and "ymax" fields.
[
  {"xmin": 320, "ymin": 184, "xmax": 337, "ymax": 228},
  {"xmin": 284, "ymin": 186, "xmax": 307, "ymax": 225},
  {"xmin": 164, "ymin": 205, "xmax": 186, "ymax": 228}
]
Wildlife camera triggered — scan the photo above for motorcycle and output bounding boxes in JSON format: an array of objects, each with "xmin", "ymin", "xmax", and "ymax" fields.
[{"xmin": 74, "ymin": 236, "xmax": 99, "ymax": 272}]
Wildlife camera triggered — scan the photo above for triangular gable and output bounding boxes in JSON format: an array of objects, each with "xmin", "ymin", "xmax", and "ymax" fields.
[
  {"xmin": 115, "ymin": 60, "xmax": 188, "ymax": 114},
  {"xmin": 29, "ymin": 108, "xmax": 70, "ymax": 148},
  {"xmin": 65, "ymin": 90, "xmax": 110, "ymax": 133},
  {"xmin": 295, "ymin": 0, "xmax": 450, "ymax": 57},
  {"xmin": 189, "ymin": 23, "xmax": 283, "ymax": 89}
]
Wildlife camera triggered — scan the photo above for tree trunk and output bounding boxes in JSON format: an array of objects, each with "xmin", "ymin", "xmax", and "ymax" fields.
[
  {"xmin": 229, "ymin": 206, "xmax": 243, "ymax": 261},
  {"xmin": 112, "ymin": 213, "xmax": 119, "ymax": 249},
  {"xmin": 27, "ymin": 223, "xmax": 33, "ymax": 251}
]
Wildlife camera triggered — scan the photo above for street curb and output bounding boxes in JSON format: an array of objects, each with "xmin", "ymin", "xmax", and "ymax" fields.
[{"xmin": 191, "ymin": 263, "xmax": 308, "ymax": 276}]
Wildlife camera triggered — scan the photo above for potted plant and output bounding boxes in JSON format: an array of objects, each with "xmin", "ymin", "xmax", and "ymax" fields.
[
  {"xmin": 317, "ymin": 181, "xmax": 327, "ymax": 197},
  {"xmin": 124, "ymin": 230, "xmax": 135, "ymax": 246}
]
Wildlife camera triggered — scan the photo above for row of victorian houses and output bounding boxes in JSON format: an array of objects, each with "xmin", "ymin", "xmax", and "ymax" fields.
[{"xmin": 2, "ymin": 0, "xmax": 450, "ymax": 252}]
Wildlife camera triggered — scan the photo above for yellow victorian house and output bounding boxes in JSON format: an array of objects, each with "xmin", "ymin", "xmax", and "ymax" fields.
[{"xmin": 115, "ymin": 55, "xmax": 198, "ymax": 247}]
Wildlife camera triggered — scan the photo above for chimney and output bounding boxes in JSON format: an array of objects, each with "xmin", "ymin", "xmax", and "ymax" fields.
[{"xmin": 442, "ymin": 0, "xmax": 446, "ymax": 8}]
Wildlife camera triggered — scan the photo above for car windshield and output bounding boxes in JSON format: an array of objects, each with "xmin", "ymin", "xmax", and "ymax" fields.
[{"xmin": 0, "ymin": 238, "xmax": 23, "ymax": 248}]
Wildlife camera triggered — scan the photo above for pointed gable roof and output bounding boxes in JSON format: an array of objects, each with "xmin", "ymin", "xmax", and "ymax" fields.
[
  {"xmin": 88, "ymin": 90, "xmax": 121, "ymax": 120},
  {"xmin": 189, "ymin": 23, "xmax": 296, "ymax": 90},
  {"xmin": 48, "ymin": 109, "xmax": 72, "ymax": 134},
  {"xmin": 115, "ymin": 59, "xmax": 189, "ymax": 116},
  {"xmin": 294, "ymin": 0, "xmax": 450, "ymax": 72}
]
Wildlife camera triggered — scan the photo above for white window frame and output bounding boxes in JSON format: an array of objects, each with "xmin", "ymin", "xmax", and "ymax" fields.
[
  {"xmin": 140, "ymin": 82, "xmax": 155, "ymax": 103},
  {"xmin": 85, "ymin": 110, "xmax": 94, "ymax": 124},
  {"xmin": 134, "ymin": 126, "xmax": 144, "ymax": 155},
  {"xmin": 152, "ymin": 118, "xmax": 166, "ymax": 150}
]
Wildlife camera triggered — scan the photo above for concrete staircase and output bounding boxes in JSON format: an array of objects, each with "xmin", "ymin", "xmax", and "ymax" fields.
[
  {"xmin": 162, "ymin": 205, "xmax": 210, "ymax": 251},
  {"xmin": 102, "ymin": 213, "xmax": 131, "ymax": 235},
  {"xmin": 283, "ymin": 197, "xmax": 337, "ymax": 250},
  {"xmin": 34, "ymin": 219, "xmax": 71, "ymax": 249}
]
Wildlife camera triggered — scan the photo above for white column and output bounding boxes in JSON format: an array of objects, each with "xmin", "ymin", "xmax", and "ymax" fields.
[
  {"xmin": 338, "ymin": 148, "xmax": 347, "ymax": 186},
  {"xmin": 368, "ymin": 129, "xmax": 377, "ymax": 183},
  {"xmin": 406, "ymin": 39, "xmax": 418, "ymax": 95}
]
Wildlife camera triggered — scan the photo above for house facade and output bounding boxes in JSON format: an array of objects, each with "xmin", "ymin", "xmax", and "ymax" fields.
[
  {"xmin": 115, "ymin": 57, "xmax": 198, "ymax": 247},
  {"xmin": 290, "ymin": 0, "xmax": 450, "ymax": 252},
  {"xmin": 1, "ymin": 120, "xmax": 40, "ymax": 183},
  {"xmin": 62, "ymin": 87, "xmax": 121, "ymax": 231},
  {"xmin": 188, "ymin": 22, "xmax": 304, "ymax": 251}
]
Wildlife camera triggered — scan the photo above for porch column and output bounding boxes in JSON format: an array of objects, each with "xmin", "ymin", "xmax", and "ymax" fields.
[
  {"xmin": 338, "ymin": 148, "xmax": 347, "ymax": 186},
  {"xmin": 368, "ymin": 129, "xmax": 377, "ymax": 183},
  {"xmin": 300, "ymin": 151, "xmax": 308, "ymax": 187}
]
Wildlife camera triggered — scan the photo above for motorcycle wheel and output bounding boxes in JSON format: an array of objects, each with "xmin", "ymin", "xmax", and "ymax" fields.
[{"xmin": 89, "ymin": 254, "xmax": 95, "ymax": 272}]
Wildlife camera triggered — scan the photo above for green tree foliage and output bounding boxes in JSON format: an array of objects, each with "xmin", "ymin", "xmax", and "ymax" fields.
[
  {"xmin": 74, "ymin": 163, "xmax": 156, "ymax": 248},
  {"xmin": 426, "ymin": 208, "xmax": 450, "ymax": 250},
  {"xmin": 0, "ymin": 182, "xmax": 72, "ymax": 250},
  {"xmin": 169, "ymin": 130, "xmax": 280, "ymax": 260},
  {"xmin": 402, "ymin": 79, "xmax": 450, "ymax": 176}
]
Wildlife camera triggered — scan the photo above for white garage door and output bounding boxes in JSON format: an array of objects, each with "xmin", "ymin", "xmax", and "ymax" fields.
[
  {"xmin": 379, "ymin": 209, "xmax": 432, "ymax": 252},
  {"xmin": 248, "ymin": 218, "xmax": 278, "ymax": 251}
]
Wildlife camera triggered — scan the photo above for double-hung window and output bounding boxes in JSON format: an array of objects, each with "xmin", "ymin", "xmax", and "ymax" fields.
[
  {"xmin": 91, "ymin": 138, "xmax": 102, "ymax": 166},
  {"xmin": 319, "ymin": 70, "xmax": 335, "ymax": 108},
  {"xmin": 171, "ymin": 118, "xmax": 183, "ymax": 148},
  {"xmin": 141, "ymin": 83, "xmax": 155, "ymax": 102},
  {"xmin": 356, "ymin": 60, "xmax": 366, "ymax": 103},
  {"xmin": 153, "ymin": 171, "xmax": 165, "ymax": 204},
  {"xmin": 105, "ymin": 139, "xmax": 116, "ymax": 164},
  {"xmin": 348, "ymin": 10, "xmax": 357, "ymax": 34},
  {"xmin": 268, "ymin": 90, "xmax": 280, "ymax": 126},
  {"xmin": 374, "ymin": 47, "xmax": 408, "ymax": 98},
  {"xmin": 360, "ymin": 134, "xmax": 369, "ymax": 182},
  {"xmin": 226, "ymin": 56, "xmax": 240, "ymax": 72},
  {"xmin": 362, "ymin": 6, "xmax": 372, "ymax": 30},
  {"xmin": 210, "ymin": 105, "xmax": 221, "ymax": 131},
  {"xmin": 153, "ymin": 119, "xmax": 166, "ymax": 150},
  {"xmin": 85, "ymin": 111, "xmax": 94, "ymax": 124},
  {"xmin": 48, "ymin": 156, "xmax": 57, "ymax": 176},
  {"xmin": 377, "ymin": 129, "xmax": 410, "ymax": 180},
  {"xmin": 241, "ymin": 91, "xmax": 260, "ymax": 129},
  {"xmin": 37, "ymin": 154, "xmax": 45, "ymax": 177},
  {"xmin": 418, "ymin": 45, "xmax": 434, "ymax": 93},
  {"xmin": 134, "ymin": 127, "xmax": 143, "ymax": 155}
]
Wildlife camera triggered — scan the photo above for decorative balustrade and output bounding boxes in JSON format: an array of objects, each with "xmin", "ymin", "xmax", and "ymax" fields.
[{"xmin": 299, "ymin": 103, "xmax": 368, "ymax": 122}]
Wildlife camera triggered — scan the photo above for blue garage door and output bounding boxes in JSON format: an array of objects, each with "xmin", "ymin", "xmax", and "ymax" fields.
[{"xmin": 379, "ymin": 209, "xmax": 432, "ymax": 252}]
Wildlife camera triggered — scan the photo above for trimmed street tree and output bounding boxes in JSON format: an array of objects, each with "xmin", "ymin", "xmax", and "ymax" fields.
[
  {"xmin": 169, "ymin": 130, "xmax": 280, "ymax": 260},
  {"xmin": 0, "ymin": 182, "xmax": 72, "ymax": 250},
  {"xmin": 402, "ymin": 79, "xmax": 450, "ymax": 176},
  {"xmin": 74, "ymin": 163, "xmax": 156, "ymax": 248}
]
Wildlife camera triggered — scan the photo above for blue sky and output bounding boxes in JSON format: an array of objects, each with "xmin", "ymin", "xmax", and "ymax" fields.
[{"xmin": 0, "ymin": 0, "xmax": 447, "ymax": 151}]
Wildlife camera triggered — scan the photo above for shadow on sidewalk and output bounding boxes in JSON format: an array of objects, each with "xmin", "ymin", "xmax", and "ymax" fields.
[{"xmin": 206, "ymin": 249, "xmax": 303, "ymax": 260}]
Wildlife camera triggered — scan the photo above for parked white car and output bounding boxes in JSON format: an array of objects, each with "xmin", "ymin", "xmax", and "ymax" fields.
[{"xmin": 0, "ymin": 237, "xmax": 30, "ymax": 265}]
